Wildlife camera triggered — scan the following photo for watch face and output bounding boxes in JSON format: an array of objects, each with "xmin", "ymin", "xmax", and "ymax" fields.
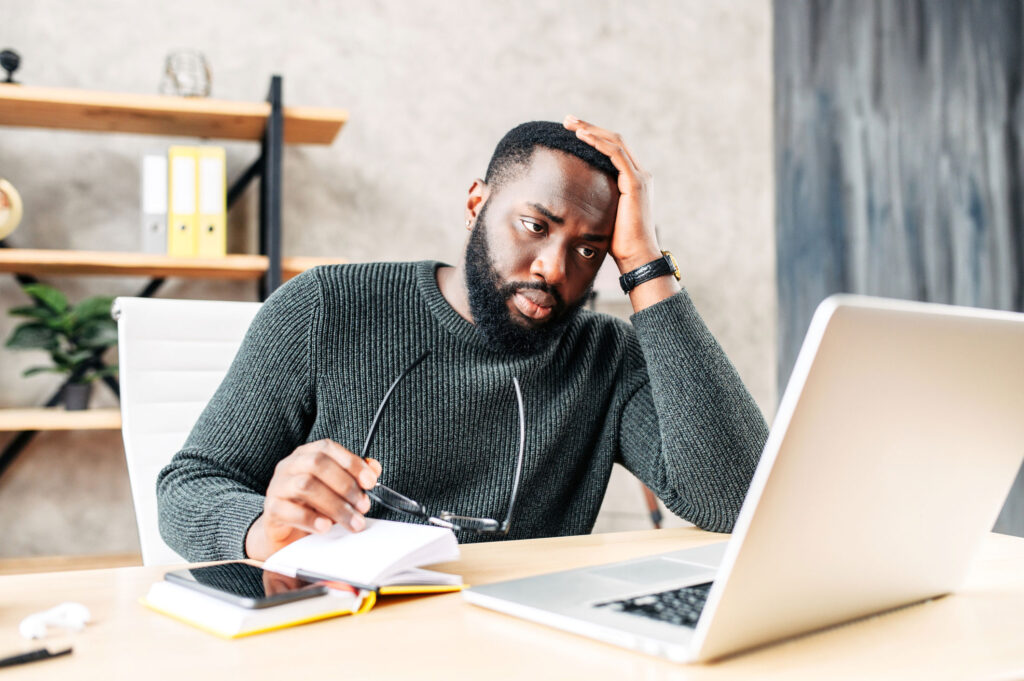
[{"xmin": 662, "ymin": 251, "xmax": 681, "ymax": 279}]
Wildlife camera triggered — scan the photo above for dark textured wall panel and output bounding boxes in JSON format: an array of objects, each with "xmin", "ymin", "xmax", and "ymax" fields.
[{"xmin": 775, "ymin": 0, "xmax": 1024, "ymax": 534}]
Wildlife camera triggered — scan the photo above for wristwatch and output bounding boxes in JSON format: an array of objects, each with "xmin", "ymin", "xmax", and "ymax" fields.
[{"xmin": 619, "ymin": 251, "xmax": 681, "ymax": 293}]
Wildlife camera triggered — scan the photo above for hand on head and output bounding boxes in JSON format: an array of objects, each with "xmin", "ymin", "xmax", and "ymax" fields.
[{"xmin": 561, "ymin": 115, "xmax": 660, "ymax": 274}]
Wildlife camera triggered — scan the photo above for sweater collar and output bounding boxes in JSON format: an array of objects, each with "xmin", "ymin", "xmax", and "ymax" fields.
[{"xmin": 416, "ymin": 260, "xmax": 487, "ymax": 349}]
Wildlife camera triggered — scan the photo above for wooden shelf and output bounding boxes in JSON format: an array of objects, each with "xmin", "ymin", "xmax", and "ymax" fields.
[
  {"xmin": 0, "ymin": 84, "xmax": 348, "ymax": 144},
  {"xmin": 0, "ymin": 248, "xmax": 348, "ymax": 281},
  {"xmin": 0, "ymin": 407, "xmax": 122, "ymax": 431}
]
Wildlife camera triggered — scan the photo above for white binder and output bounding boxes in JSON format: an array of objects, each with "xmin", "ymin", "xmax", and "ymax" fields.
[{"xmin": 140, "ymin": 154, "xmax": 168, "ymax": 254}]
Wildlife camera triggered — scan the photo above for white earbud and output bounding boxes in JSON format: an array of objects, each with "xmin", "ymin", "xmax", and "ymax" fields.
[{"xmin": 19, "ymin": 602, "xmax": 91, "ymax": 640}]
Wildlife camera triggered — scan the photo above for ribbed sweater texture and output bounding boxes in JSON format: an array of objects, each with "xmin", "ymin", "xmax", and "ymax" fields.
[{"xmin": 157, "ymin": 261, "xmax": 769, "ymax": 561}]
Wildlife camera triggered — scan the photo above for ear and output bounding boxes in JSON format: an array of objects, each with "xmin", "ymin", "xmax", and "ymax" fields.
[{"xmin": 465, "ymin": 179, "xmax": 490, "ymax": 227}]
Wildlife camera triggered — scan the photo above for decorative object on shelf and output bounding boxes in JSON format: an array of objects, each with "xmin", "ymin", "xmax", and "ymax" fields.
[
  {"xmin": 159, "ymin": 50, "xmax": 211, "ymax": 97},
  {"xmin": 4, "ymin": 283, "xmax": 119, "ymax": 411},
  {"xmin": 0, "ymin": 178, "xmax": 23, "ymax": 240},
  {"xmin": 0, "ymin": 49, "xmax": 20, "ymax": 84}
]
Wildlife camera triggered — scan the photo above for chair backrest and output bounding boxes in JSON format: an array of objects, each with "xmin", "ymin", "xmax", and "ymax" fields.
[{"xmin": 114, "ymin": 297, "xmax": 262, "ymax": 566}]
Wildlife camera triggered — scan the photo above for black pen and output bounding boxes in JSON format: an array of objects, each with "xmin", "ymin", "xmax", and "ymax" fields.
[{"xmin": 0, "ymin": 647, "xmax": 73, "ymax": 668}]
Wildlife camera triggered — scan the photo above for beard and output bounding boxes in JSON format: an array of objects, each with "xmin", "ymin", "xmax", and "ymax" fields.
[{"xmin": 463, "ymin": 202, "xmax": 591, "ymax": 356}]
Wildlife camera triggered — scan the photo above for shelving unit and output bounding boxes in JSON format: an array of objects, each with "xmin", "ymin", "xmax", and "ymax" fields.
[{"xmin": 0, "ymin": 76, "xmax": 349, "ymax": 479}]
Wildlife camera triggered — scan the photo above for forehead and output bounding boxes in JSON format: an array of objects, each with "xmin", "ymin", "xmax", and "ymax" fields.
[{"xmin": 495, "ymin": 148, "xmax": 618, "ymax": 229}]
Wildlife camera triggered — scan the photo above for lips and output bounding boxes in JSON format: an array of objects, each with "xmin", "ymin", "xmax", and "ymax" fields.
[
  {"xmin": 513, "ymin": 291, "xmax": 555, "ymax": 321},
  {"xmin": 515, "ymin": 289, "xmax": 556, "ymax": 308}
]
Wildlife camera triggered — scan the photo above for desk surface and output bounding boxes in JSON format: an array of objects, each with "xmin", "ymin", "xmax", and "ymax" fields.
[{"xmin": 1, "ymin": 528, "xmax": 1023, "ymax": 680}]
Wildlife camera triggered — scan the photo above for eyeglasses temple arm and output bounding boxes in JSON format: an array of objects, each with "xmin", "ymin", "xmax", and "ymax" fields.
[
  {"xmin": 500, "ymin": 376, "xmax": 525, "ymax": 534},
  {"xmin": 360, "ymin": 350, "xmax": 431, "ymax": 459}
]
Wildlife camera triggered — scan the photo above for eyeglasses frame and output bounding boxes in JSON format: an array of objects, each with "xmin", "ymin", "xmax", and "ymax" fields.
[{"xmin": 358, "ymin": 350, "xmax": 525, "ymax": 535}]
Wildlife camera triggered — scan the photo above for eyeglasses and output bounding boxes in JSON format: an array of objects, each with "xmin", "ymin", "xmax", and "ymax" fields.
[{"xmin": 359, "ymin": 350, "xmax": 524, "ymax": 535}]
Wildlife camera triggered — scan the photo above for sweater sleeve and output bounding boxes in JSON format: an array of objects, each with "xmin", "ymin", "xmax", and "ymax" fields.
[
  {"xmin": 155, "ymin": 270, "xmax": 321, "ymax": 561},
  {"xmin": 617, "ymin": 289, "xmax": 769, "ymax": 533}
]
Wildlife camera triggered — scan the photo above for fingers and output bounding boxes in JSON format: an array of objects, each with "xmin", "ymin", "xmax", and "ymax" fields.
[
  {"xmin": 265, "ymin": 497, "xmax": 331, "ymax": 535},
  {"xmin": 309, "ymin": 439, "xmax": 380, "ymax": 490},
  {"xmin": 296, "ymin": 444, "xmax": 374, "ymax": 510},
  {"xmin": 266, "ymin": 440, "xmax": 382, "ymax": 536},
  {"xmin": 284, "ymin": 472, "xmax": 366, "ymax": 531},
  {"xmin": 563, "ymin": 114, "xmax": 643, "ymax": 176}
]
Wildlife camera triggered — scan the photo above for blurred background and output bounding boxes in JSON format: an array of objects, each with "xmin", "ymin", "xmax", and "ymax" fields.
[{"xmin": 0, "ymin": 0, "xmax": 1018, "ymax": 563}]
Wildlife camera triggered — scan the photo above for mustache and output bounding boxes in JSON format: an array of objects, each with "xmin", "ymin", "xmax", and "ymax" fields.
[{"xmin": 496, "ymin": 281, "xmax": 566, "ymax": 309}]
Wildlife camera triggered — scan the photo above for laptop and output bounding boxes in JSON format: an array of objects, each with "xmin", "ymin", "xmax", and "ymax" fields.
[{"xmin": 463, "ymin": 294, "xmax": 1024, "ymax": 662}]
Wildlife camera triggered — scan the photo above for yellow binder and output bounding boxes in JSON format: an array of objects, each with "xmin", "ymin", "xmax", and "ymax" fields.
[
  {"xmin": 196, "ymin": 146, "xmax": 227, "ymax": 257},
  {"xmin": 167, "ymin": 146, "xmax": 198, "ymax": 256}
]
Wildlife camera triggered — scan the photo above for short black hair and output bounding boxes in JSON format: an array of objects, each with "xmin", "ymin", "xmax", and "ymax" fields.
[{"xmin": 484, "ymin": 121, "xmax": 618, "ymax": 192}]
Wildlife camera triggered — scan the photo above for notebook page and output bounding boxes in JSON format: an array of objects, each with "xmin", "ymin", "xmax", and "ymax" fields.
[
  {"xmin": 384, "ymin": 567, "xmax": 462, "ymax": 586},
  {"xmin": 263, "ymin": 518, "xmax": 459, "ymax": 586}
]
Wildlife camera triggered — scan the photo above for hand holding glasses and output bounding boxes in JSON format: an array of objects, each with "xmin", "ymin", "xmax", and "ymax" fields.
[{"xmin": 361, "ymin": 351, "xmax": 525, "ymax": 535}]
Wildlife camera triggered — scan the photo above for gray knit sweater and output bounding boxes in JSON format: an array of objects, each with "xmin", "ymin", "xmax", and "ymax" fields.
[{"xmin": 157, "ymin": 261, "xmax": 768, "ymax": 561}]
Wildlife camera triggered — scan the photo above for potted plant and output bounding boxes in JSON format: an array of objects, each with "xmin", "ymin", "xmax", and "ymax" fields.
[{"xmin": 5, "ymin": 283, "xmax": 119, "ymax": 410}]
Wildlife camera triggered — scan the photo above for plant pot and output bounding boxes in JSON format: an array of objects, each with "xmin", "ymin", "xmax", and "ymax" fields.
[{"xmin": 63, "ymin": 382, "xmax": 93, "ymax": 411}]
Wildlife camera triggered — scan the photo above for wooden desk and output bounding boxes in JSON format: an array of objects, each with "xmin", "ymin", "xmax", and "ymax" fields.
[{"xmin": 1, "ymin": 528, "xmax": 1023, "ymax": 680}]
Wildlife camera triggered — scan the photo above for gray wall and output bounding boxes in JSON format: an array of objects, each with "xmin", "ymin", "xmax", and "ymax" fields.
[
  {"xmin": 0, "ymin": 0, "xmax": 774, "ymax": 557},
  {"xmin": 775, "ymin": 1, "xmax": 1024, "ymax": 533}
]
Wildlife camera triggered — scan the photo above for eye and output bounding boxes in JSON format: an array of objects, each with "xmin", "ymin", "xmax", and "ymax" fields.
[
  {"xmin": 519, "ymin": 219, "xmax": 545, "ymax": 235},
  {"xmin": 577, "ymin": 245, "xmax": 598, "ymax": 260}
]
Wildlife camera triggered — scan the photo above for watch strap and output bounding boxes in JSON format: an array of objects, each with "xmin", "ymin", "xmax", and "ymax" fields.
[{"xmin": 619, "ymin": 252, "xmax": 678, "ymax": 293}]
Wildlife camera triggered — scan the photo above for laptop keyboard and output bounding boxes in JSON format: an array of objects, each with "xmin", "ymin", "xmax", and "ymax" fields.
[{"xmin": 594, "ymin": 581, "xmax": 714, "ymax": 628}]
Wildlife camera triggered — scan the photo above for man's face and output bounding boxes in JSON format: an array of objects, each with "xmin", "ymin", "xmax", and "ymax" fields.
[{"xmin": 464, "ymin": 148, "xmax": 619, "ymax": 354}]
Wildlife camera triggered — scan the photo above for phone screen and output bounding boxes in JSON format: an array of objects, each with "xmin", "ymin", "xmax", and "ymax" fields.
[{"xmin": 165, "ymin": 562, "xmax": 328, "ymax": 609}]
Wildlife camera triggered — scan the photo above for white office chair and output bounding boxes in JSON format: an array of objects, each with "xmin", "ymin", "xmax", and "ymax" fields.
[{"xmin": 114, "ymin": 297, "xmax": 262, "ymax": 566}]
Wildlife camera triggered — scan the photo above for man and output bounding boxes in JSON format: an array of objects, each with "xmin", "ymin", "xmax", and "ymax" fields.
[{"xmin": 157, "ymin": 117, "xmax": 769, "ymax": 562}]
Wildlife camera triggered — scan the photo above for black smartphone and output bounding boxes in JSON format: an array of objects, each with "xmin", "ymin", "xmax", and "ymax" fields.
[{"xmin": 164, "ymin": 561, "xmax": 328, "ymax": 609}]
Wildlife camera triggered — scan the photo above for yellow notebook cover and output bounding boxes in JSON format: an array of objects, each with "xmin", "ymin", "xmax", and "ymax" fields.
[
  {"xmin": 196, "ymin": 146, "xmax": 227, "ymax": 257},
  {"xmin": 167, "ymin": 146, "xmax": 198, "ymax": 257},
  {"xmin": 377, "ymin": 584, "xmax": 465, "ymax": 596}
]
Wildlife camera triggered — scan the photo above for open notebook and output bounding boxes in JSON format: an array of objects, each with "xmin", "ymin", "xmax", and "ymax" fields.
[
  {"xmin": 143, "ymin": 519, "xmax": 463, "ymax": 637},
  {"xmin": 263, "ymin": 518, "xmax": 463, "ymax": 593}
]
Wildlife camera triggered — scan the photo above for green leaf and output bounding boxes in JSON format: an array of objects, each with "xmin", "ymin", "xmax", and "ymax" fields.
[
  {"xmin": 22, "ymin": 366, "xmax": 68, "ymax": 377},
  {"xmin": 42, "ymin": 316, "xmax": 69, "ymax": 332},
  {"xmin": 21, "ymin": 284, "xmax": 67, "ymax": 315},
  {"xmin": 5, "ymin": 323, "xmax": 58, "ymax": 350},
  {"xmin": 65, "ymin": 349, "xmax": 96, "ymax": 366},
  {"xmin": 8, "ymin": 305, "xmax": 56, "ymax": 320},
  {"xmin": 76, "ymin": 320, "xmax": 118, "ymax": 349},
  {"xmin": 50, "ymin": 349, "xmax": 75, "ymax": 370},
  {"xmin": 72, "ymin": 296, "xmax": 116, "ymax": 323}
]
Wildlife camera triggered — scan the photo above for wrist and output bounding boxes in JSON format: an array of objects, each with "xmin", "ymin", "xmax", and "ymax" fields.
[
  {"xmin": 615, "ymin": 247, "xmax": 664, "ymax": 275},
  {"xmin": 245, "ymin": 514, "xmax": 268, "ymax": 561}
]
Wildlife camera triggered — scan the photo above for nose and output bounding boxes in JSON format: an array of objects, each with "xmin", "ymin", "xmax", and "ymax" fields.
[{"xmin": 529, "ymin": 243, "xmax": 567, "ymax": 288}]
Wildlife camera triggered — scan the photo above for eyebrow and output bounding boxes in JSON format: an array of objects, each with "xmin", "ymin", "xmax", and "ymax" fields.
[
  {"xmin": 527, "ymin": 202, "xmax": 565, "ymax": 225},
  {"xmin": 526, "ymin": 203, "xmax": 610, "ymax": 244}
]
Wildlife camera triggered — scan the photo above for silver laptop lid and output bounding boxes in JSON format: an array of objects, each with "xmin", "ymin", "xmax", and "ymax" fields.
[{"xmin": 692, "ymin": 295, "xmax": 1024, "ymax": 661}]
